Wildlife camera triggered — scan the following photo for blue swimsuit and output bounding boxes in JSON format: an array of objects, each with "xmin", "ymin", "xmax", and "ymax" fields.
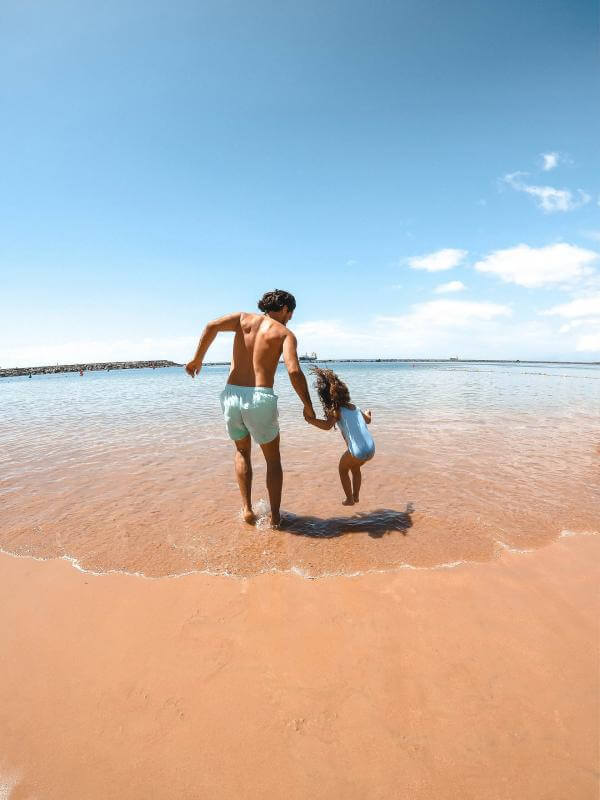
[{"xmin": 337, "ymin": 406, "xmax": 375, "ymax": 461}]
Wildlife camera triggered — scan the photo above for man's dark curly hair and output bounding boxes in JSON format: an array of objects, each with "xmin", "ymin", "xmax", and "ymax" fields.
[
  {"xmin": 310, "ymin": 366, "xmax": 351, "ymax": 416},
  {"xmin": 258, "ymin": 289, "xmax": 296, "ymax": 313}
]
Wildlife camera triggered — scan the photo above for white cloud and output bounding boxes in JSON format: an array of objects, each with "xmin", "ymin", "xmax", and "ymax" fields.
[
  {"xmin": 370, "ymin": 301, "xmax": 567, "ymax": 359},
  {"xmin": 576, "ymin": 333, "xmax": 600, "ymax": 352},
  {"xmin": 541, "ymin": 152, "xmax": 559, "ymax": 171},
  {"xmin": 346, "ymin": 259, "xmax": 358, "ymax": 266},
  {"xmin": 295, "ymin": 320, "xmax": 362, "ymax": 342},
  {"xmin": 372, "ymin": 302, "xmax": 594, "ymax": 359},
  {"xmin": 541, "ymin": 295, "xmax": 600, "ymax": 318},
  {"xmin": 0, "ymin": 335, "xmax": 225, "ymax": 369},
  {"xmin": 503, "ymin": 172, "xmax": 590, "ymax": 213},
  {"xmin": 7, "ymin": 305, "xmax": 595, "ymax": 366},
  {"xmin": 293, "ymin": 320, "xmax": 380, "ymax": 357},
  {"xmin": 7, "ymin": 300, "xmax": 600, "ymax": 370},
  {"xmin": 378, "ymin": 299, "xmax": 511, "ymax": 327},
  {"xmin": 542, "ymin": 295, "xmax": 600, "ymax": 353},
  {"xmin": 434, "ymin": 280, "xmax": 466, "ymax": 294},
  {"xmin": 293, "ymin": 302, "xmax": 513, "ymax": 359},
  {"xmin": 558, "ymin": 318, "xmax": 600, "ymax": 334},
  {"xmin": 407, "ymin": 248, "xmax": 468, "ymax": 272},
  {"xmin": 540, "ymin": 151, "xmax": 573, "ymax": 171},
  {"xmin": 474, "ymin": 243, "xmax": 598, "ymax": 288},
  {"xmin": 370, "ymin": 300, "xmax": 515, "ymax": 355}
]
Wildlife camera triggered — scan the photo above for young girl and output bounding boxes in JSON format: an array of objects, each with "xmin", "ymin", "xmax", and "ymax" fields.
[{"xmin": 306, "ymin": 367, "xmax": 375, "ymax": 506}]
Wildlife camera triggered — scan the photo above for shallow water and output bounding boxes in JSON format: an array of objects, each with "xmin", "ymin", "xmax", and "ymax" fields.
[{"xmin": 1, "ymin": 362, "xmax": 598, "ymax": 577}]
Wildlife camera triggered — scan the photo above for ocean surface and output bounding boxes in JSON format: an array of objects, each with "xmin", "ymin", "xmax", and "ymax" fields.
[{"xmin": 1, "ymin": 361, "xmax": 598, "ymax": 577}]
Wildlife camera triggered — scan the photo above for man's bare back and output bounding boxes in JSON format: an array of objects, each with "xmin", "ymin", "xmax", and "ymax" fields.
[{"xmin": 229, "ymin": 312, "xmax": 291, "ymax": 388}]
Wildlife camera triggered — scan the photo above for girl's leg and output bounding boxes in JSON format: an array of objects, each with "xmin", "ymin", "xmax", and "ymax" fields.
[
  {"xmin": 338, "ymin": 450, "xmax": 355, "ymax": 505},
  {"xmin": 351, "ymin": 464, "xmax": 362, "ymax": 502}
]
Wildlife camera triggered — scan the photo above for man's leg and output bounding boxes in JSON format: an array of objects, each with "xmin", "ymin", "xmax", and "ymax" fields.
[
  {"xmin": 259, "ymin": 435, "xmax": 283, "ymax": 527},
  {"xmin": 234, "ymin": 435, "xmax": 255, "ymax": 524}
]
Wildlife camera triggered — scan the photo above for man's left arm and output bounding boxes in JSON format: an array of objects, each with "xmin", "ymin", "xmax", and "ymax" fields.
[
  {"xmin": 185, "ymin": 312, "xmax": 241, "ymax": 377},
  {"xmin": 282, "ymin": 332, "xmax": 315, "ymax": 417}
]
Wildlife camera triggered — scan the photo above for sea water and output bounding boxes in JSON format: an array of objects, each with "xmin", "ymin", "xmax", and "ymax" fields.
[{"xmin": 1, "ymin": 362, "xmax": 598, "ymax": 577}]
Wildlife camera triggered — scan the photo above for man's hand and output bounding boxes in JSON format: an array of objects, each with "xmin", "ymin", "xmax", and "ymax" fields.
[
  {"xmin": 185, "ymin": 360, "xmax": 202, "ymax": 378},
  {"xmin": 303, "ymin": 404, "xmax": 316, "ymax": 420}
]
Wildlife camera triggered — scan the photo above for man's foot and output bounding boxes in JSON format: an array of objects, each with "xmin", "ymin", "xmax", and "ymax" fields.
[
  {"xmin": 353, "ymin": 494, "xmax": 360, "ymax": 503},
  {"xmin": 242, "ymin": 507, "xmax": 256, "ymax": 525},
  {"xmin": 342, "ymin": 497, "xmax": 355, "ymax": 506},
  {"xmin": 270, "ymin": 512, "xmax": 282, "ymax": 529}
]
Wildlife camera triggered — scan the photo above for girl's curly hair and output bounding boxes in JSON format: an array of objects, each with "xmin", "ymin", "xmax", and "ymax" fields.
[{"xmin": 310, "ymin": 366, "xmax": 351, "ymax": 416}]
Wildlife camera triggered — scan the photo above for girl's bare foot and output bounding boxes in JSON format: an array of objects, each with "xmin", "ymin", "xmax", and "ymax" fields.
[
  {"xmin": 270, "ymin": 512, "xmax": 282, "ymax": 529},
  {"xmin": 353, "ymin": 494, "xmax": 360, "ymax": 503},
  {"xmin": 342, "ymin": 497, "xmax": 355, "ymax": 506},
  {"xmin": 243, "ymin": 508, "xmax": 256, "ymax": 525}
]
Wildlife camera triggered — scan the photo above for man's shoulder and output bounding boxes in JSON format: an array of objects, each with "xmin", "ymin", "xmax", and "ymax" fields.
[
  {"xmin": 256, "ymin": 315, "xmax": 291, "ymax": 338},
  {"xmin": 239, "ymin": 311, "xmax": 265, "ymax": 329}
]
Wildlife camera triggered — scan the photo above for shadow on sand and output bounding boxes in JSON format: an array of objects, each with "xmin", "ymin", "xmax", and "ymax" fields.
[{"xmin": 281, "ymin": 503, "xmax": 414, "ymax": 539}]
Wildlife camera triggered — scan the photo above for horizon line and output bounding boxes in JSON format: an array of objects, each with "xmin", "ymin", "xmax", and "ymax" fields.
[{"xmin": 2, "ymin": 357, "xmax": 599, "ymax": 377}]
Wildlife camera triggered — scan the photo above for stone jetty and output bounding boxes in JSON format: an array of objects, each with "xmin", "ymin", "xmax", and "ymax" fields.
[{"xmin": 0, "ymin": 360, "xmax": 181, "ymax": 378}]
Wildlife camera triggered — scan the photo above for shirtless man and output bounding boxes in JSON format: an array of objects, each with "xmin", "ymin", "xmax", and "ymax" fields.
[{"xmin": 185, "ymin": 289, "xmax": 315, "ymax": 527}]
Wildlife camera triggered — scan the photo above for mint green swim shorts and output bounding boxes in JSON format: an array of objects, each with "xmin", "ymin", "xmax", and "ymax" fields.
[{"xmin": 219, "ymin": 385, "xmax": 279, "ymax": 445}]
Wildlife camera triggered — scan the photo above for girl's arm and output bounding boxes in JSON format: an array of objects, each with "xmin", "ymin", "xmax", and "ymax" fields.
[
  {"xmin": 305, "ymin": 414, "xmax": 336, "ymax": 430},
  {"xmin": 361, "ymin": 408, "xmax": 372, "ymax": 424}
]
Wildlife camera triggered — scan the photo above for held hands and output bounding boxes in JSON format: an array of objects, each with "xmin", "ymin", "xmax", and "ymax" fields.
[
  {"xmin": 303, "ymin": 404, "xmax": 316, "ymax": 422},
  {"xmin": 185, "ymin": 360, "xmax": 202, "ymax": 378}
]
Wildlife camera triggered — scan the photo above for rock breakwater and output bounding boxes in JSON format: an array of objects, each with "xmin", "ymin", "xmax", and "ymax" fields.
[{"xmin": 0, "ymin": 360, "xmax": 181, "ymax": 378}]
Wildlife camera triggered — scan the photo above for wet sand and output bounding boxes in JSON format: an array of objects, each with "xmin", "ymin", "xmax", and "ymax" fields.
[
  {"xmin": 1, "ymin": 534, "xmax": 598, "ymax": 799},
  {"xmin": 3, "ymin": 364, "xmax": 599, "ymax": 580},
  {"xmin": 2, "ymin": 414, "xmax": 599, "ymax": 578}
]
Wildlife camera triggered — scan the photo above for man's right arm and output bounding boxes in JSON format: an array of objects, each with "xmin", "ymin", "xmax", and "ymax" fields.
[
  {"xmin": 282, "ymin": 332, "xmax": 315, "ymax": 418},
  {"xmin": 186, "ymin": 312, "xmax": 241, "ymax": 377}
]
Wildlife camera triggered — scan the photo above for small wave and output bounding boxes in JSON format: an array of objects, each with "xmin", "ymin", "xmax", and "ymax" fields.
[
  {"xmin": 495, "ymin": 540, "xmax": 535, "ymax": 554},
  {"xmin": 0, "ymin": 543, "xmax": 521, "ymax": 581},
  {"xmin": 0, "ymin": 769, "xmax": 20, "ymax": 800},
  {"xmin": 253, "ymin": 499, "xmax": 273, "ymax": 530},
  {"xmin": 444, "ymin": 367, "xmax": 599, "ymax": 379},
  {"xmin": 1, "ymin": 525, "xmax": 597, "ymax": 583}
]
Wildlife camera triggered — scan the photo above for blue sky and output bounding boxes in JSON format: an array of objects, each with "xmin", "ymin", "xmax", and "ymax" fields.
[{"xmin": 1, "ymin": 0, "xmax": 599, "ymax": 366}]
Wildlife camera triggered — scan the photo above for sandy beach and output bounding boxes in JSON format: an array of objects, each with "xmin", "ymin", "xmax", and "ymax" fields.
[{"xmin": 1, "ymin": 533, "xmax": 597, "ymax": 799}]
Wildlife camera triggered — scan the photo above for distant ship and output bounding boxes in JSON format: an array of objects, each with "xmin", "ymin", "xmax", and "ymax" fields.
[
  {"xmin": 299, "ymin": 352, "xmax": 318, "ymax": 362},
  {"xmin": 449, "ymin": 356, "xmax": 459, "ymax": 361}
]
